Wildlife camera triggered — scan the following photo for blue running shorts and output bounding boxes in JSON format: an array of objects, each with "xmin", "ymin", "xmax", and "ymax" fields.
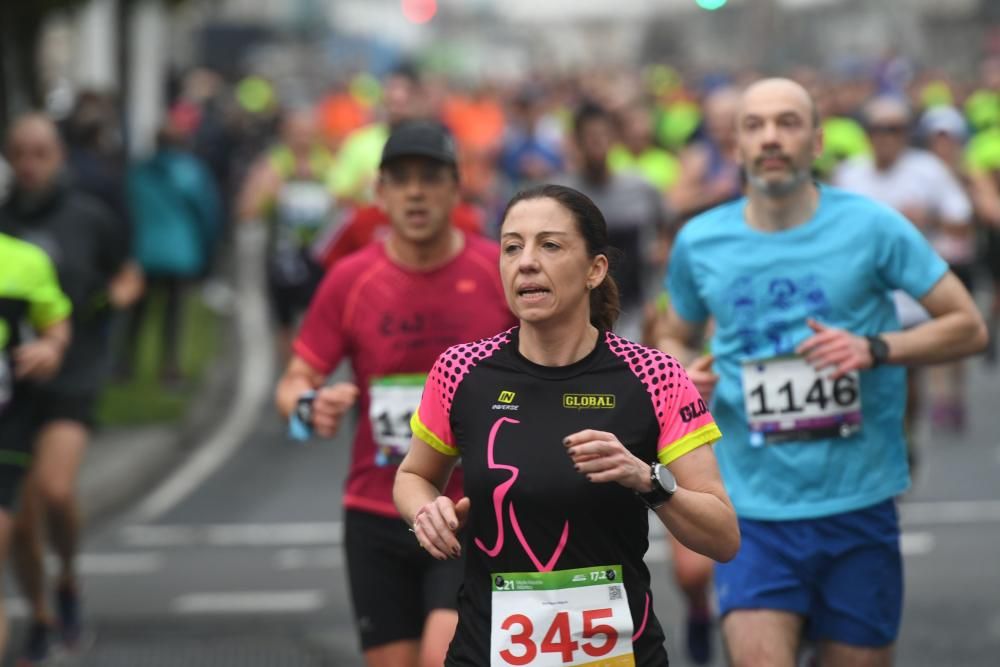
[{"xmin": 714, "ymin": 499, "xmax": 903, "ymax": 647}]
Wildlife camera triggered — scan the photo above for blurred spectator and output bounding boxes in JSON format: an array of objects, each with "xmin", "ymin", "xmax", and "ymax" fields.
[
  {"xmin": 669, "ymin": 86, "xmax": 743, "ymax": 219},
  {"xmin": 0, "ymin": 155, "xmax": 10, "ymax": 202},
  {"xmin": 122, "ymin": 122, "xmax": 221, "ymax": 384},
  {"xmin": 175, "ymin": 68, "xmax": 241, "ymax": 239},
  {"xmin": 557, "ymin": 103, "xmax": 669, "ymax": 340},
  {"xmin": 238, "ymin": 109, "xmax": 338, "ymax": 361},
  {"xmin": 811, "ymin": 80, "xmax": 872, "ymax": 180},
  {"xmin": 330, "ymin": 64, "xmax": 425, "ymax": 204},
  {"xmin": 609, "ymin": 101, "xmax": 681, "ymax": 193},
  {"xmin": 316, "ymin": 79, "xmax": 370, "ymax": 150},
  {"xmin": 964, "ymin": 117, "xmax": 1000, "ymax": 366},
  {"xmin": 442, "ymin": 83, "xmax": 506, "ymax": 206},
  {"xmin": 917, "ymin": 105, "xmax": 979, "ymax": 431},
  {"xmin": 499, "ymin": 85, "xmax": 565, "ymax": 192},
  {"xmin": 61, "ymin": 90, "xmax": 129, "ymax": 226}
]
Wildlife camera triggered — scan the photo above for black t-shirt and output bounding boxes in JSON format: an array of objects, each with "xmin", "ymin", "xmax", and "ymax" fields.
[
  {"xmin": 0, "ymin": 180, "xmax": 129, "ymax": 394},
  {"xmin": 412, "ymin": 327, "xmax": 721, "ymax": 667}
]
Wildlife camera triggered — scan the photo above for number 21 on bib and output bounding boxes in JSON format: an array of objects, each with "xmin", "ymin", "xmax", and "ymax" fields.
[
  {"xmin": 742, "ymin": 355, "xmax": 862, "ymax": 446},
  {"xmin": 491, "ymin": 565, "xmax": 635, "ymax": 666}
]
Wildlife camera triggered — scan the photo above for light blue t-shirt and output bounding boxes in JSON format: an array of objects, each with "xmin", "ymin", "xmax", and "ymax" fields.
[{"xmin": 667, "ymin": 186, "xmax": 948, "ymax": 520}]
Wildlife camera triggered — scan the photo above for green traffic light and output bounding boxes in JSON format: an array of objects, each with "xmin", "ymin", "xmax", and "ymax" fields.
[{"xmin": 696, "ymin": 0, "xmax": 728, "ymax": 9}]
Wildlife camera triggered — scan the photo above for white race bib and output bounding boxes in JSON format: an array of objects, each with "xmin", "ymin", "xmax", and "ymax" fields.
[
  {"xmin": 369, "ymin": 373, "xmax": 426, "ymax": 467},
  {"xmin": 491, "ymin": 565, "xmax": 635, "ymax": 667},
  {"xmin": 275, "ymin": 181, "xmax": 333, "ymax": 234},
  {"xmin": 741, "ymin": 355, "xmax": 862, "ymax": 446}
]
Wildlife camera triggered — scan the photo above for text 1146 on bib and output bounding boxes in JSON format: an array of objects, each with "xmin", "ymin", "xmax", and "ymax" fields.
[{"xmin": 742, "ymin": 355, "xmax": 862, "ymax": 446}]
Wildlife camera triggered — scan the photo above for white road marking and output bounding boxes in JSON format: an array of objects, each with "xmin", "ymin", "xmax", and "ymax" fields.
[
  {"xmin": 132, "ymin": 226, "xmax": 275, "ymax": 522},
  {"xmin": 73, "ymin": 552, "xmax": 165, "ymax": 575},
  {"xmin": 275, "ymin": 547, "xmax": 344, "ymax": 570},
  {"xmin": 5, "ymin": 599, "xmax": 27, "ymax": 619},
  {"xmin": 900, "ymin": 531, "xmax": 935, "ymax": 556},
  {"xmin": 121, "ymin": 522, "xmax": 343, "ymax": 548},
  {"xmin": 643, "ymin": 531, "xmax": 935, "ymax": 562},
  {"xmin": 172, "ymin": 590, "xmax": 324, "ymax": 615},
  {"xmin": 899, "ymin": 500, "xmax": 1000, "ymax": 526}
]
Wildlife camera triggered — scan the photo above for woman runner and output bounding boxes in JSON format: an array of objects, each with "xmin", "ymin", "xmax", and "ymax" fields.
[{"xmin": 395, "ymin": 184, "xmax": 739, "ymax": 666}]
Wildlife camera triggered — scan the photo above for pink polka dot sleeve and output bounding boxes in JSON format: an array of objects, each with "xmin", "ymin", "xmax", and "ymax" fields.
[
  {"xmin": 605, "ymin": 332, "xmax": 722, "ymax": 466},
  {"xmin": 410, "ymin": 330, "xmax": 513, "ymax": 457}
]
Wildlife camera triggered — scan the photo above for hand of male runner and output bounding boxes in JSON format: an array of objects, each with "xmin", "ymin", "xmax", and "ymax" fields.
[
  {"xmin": 413, "ymin": 496, "xmax": 470, "ymax": 561},
  {"xmin": 14, "ymin": 339, "xmax": 64, "ymax": 381},
  {"xmin": 796, "ymin": 318, "xmax": 874, "ymax": 379},
  {"xmin": 564, "ymin": 430, "xmax": 652, "ymax": 492},
  {"xmin": 686, "ymin": 354, "xmax": 718, "ymax": 403},
  {"xmin": 312, "ymin": 382, "xmax": 360, "ymax": 437}
]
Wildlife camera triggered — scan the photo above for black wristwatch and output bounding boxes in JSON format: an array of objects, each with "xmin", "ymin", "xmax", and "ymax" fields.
[
  {"xmin": 866, "ymin": 335, "xmax": 890, "ymax": 368},
  {"xmin": 636, "ymin": 463, "xmax": 677, "ymax": 510}
]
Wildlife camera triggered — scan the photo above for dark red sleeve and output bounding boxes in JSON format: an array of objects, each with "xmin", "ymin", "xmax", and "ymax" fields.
[{"xmin": 292, "ymin": 268, "xmax": 349, "ymax": 374}]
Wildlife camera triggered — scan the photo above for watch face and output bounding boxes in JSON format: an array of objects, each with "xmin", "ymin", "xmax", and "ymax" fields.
[{"xmin": 655, "ymin": 465, "xmax": 678, "ymax": 494}]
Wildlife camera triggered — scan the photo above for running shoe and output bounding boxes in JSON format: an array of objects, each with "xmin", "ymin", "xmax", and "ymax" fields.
[
  {"xmin": 55, "ymin": 583, "xmax": 82, "ymax": 649},
  {"xmin": 686, "ymin": 613, "xmax": 713, "ymax": 665},
  {"xmin": 17, "ymin": 620, "xmax": 52, "ymax": 666}
]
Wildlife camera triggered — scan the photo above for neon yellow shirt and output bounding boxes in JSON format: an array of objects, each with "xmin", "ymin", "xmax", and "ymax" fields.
[
  {"xmin": 330, "ymin": 123, "xmax": 389, "ymax": 203},
  {"xmin": 608, "ymin": 145, "xmax": 681, "ymax": 191},
  {"xmin": 0, "ymin": 232, "xmax": 71, "ymax": 350}
]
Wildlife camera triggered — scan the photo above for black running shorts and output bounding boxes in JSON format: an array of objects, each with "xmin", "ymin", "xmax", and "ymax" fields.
[
  {"xmin": 0, "ymin": 400, "xmax": 37, "ymax": 510},
  {"xmin": 343, "ymin": 509, "xmax": 462, "ymax": 651}
]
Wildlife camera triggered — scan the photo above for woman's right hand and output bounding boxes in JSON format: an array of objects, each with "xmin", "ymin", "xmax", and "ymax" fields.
[{"xmin": 412, "ymin": 496, "xmax": 471, "ymax": 561}]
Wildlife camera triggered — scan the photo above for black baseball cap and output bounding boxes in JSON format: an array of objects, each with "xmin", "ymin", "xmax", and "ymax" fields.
[{"xmin": 379, "ymin": 120, "xmax": 458, "ymax": 168}]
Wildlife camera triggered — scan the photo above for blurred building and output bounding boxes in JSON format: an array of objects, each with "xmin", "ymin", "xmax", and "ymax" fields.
[{"xmin": 8, "ymin": 0, "xmax": 997, "ymax": 152}]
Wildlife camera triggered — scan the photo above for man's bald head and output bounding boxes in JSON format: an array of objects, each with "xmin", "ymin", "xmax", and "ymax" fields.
[
  {"xmin": 5, "ymin": 113, "xmax": 65, "ymax": 194},
  {"xmin": 736, "ymin": 78, "xmax": 822, "ymax": 199},
  {"xmin": 740, "ymin": 78, "xmax": 820, "ymax": 130}
]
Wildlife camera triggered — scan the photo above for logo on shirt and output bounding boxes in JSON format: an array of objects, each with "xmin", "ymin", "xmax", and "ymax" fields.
[
  {"xmin": 562, "ymin": 393, "xmax": 616, "ymax": 410},
  {"xmin": 492, "ymin": 390, "xmax": 519, "ymax": 411},
  {"xmin": 680, "ymin": 399, "xmax": 708, "ymax": 423}
]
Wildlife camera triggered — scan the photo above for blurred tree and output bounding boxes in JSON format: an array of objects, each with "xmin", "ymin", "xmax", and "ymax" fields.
[{"xmin": 0, "ymin": 0, "xmax": 189, "ymax": 130}]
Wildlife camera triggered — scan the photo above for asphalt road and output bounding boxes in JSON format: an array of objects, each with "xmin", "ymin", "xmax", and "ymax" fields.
[{"xmin": 6, "ymin": 357, "xmax": 1000, "ymax": 667}]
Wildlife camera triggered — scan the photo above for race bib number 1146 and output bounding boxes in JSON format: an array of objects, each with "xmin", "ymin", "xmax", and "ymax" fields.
[{"xmin": 742, "ymin": 355, "xmax": 862, "ymax": 446}]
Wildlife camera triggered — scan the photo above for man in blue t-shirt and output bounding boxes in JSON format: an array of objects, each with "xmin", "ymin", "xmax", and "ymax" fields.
[{"xmin": 660, "ymin": 78, "xmax": 987, "ymax": 666}]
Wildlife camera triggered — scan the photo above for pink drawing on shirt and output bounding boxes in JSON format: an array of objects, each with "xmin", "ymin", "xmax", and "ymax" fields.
[
  {"xmin": 632, "ymin": 592, "xmax": 651, "ymax": 641},
  {"xmin": 475, "ymin": 416, "xmax": 569, "ymax": 572},
  {"xmin": 474, "ymin": 417, "xmax": 520, "ymax": 557}
]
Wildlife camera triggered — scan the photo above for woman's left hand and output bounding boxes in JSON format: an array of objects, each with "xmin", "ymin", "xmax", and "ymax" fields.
[{"xmin": 563, "ymin": 429, "xmax": 651, "ymax": 492}]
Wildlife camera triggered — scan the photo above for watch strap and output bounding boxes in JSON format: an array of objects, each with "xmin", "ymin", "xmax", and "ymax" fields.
[{"xmin": 866, "ymin": 335, "xmax": 889, "ymax": 367}]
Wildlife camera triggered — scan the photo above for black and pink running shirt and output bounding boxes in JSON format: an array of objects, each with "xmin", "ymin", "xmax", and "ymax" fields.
[{"xmin": 411, "ymin": 327, "xmax": 721, "ymax": 667}]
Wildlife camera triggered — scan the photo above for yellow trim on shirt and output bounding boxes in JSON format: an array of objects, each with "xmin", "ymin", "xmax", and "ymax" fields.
[
  {"xmin": 658, "ymin": 422, "xmax": 722, "ymax": 466},
  {"xmin": 410, "ymin": 412, "xmax": 459, "ymax": 457}
]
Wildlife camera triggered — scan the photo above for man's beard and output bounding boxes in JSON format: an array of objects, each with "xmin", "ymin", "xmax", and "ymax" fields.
[{"xmin": 746, "ymin": 162, "xmax": 811, "ymax": 198}]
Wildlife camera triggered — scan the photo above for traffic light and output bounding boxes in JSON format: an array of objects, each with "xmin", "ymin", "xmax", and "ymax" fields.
[
  {"xmin": 695, "ymin": 0, "xmax": 728, "ymax": 10},
  {"xmin": 402, "ymin": 0, "xmax": 437, "ymax": 24}
]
